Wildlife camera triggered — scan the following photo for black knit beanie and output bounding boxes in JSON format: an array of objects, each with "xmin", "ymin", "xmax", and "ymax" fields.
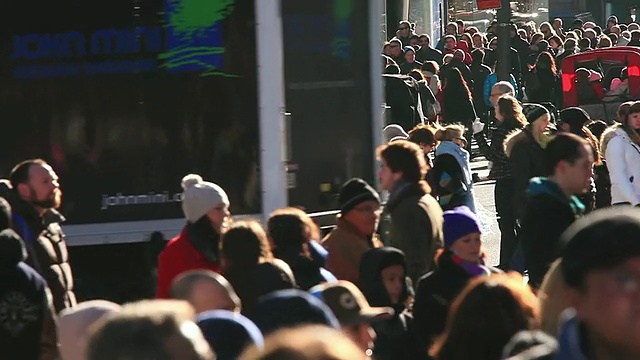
[{"xmin": 338, "ymin": 178, "xmax": 380, "ymax": 215}]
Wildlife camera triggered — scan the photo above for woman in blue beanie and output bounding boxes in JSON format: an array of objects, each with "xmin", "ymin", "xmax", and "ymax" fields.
[{"xmin": 412, "ymin": 206, "xmax": 500, "ymax": 356}]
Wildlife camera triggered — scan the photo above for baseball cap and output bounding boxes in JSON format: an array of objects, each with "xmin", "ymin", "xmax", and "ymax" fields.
[
  {"xmin": 310, "ymin": 281, "xmax": 393, "ymax": 326},
  {"xmin": 561, "ymin": 207, "xmax": 640, "ymax": 289}
]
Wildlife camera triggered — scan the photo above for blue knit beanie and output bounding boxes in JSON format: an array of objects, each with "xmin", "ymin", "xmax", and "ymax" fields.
[{"xmin": 443, "ymin": 206, "xmax": 481, "ymax": 247}]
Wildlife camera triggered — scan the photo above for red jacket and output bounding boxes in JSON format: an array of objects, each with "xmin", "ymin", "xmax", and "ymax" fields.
[{"xmin": 156, "ymin": 228, "xmax": 221, "ymax": 298}]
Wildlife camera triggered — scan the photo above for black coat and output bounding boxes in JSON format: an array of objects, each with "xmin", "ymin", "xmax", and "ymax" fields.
[
  {"xmin": 413, "ymin": 251, "xmax": 500, "ymax": 357},
  {"xmin": 416, "ymin": 46, "xmax": 443, "ymax": 65},
  {"xmin": 0, "ymin": 230, "xmax": 58, "ymax": 360},
  {"xmin": 383, "ymin": 74, "xmax": 424, "ymax": 131},
  {"xmin": 359, "ymin": 248, "xmax": 424, "ymax": 360},
  {"xmin": 518, "ymin": 178, "xmax": 584, "ymax": 288},
  {"xmin": 430, "ymin": 154, "xmax": 467, "ymax": 211},
  {"xmin": 504, "ymin": 126, "xmax": 548, "ymax": 218}
]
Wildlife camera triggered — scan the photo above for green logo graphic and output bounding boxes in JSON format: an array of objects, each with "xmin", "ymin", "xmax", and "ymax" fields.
[{"xmin": 159, "ymin": 0, "xmax": 237, "ymax": 77}]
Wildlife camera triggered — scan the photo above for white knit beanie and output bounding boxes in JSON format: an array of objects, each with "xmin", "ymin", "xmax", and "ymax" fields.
[{"xmin": 181, "ymin": 174, "xmax": 230, "ymax": 223}]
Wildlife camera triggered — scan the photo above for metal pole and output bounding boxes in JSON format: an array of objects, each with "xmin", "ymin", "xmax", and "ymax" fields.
[{"xmin": 496, "ymin": 0, "xmax": 511, "ymax": 82}]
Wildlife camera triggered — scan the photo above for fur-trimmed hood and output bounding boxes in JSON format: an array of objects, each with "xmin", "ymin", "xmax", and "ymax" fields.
[
  {"xmin": 600, "ymin": 123, "xmax": 624, "ymax": 158},
  {"xmin": 503, "ymin": 127, "xmax": 530, "ymax": 158}
]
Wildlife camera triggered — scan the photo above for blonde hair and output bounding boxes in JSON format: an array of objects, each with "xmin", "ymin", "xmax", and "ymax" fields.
[{"xmin": 435, "ymin": 124, "xmax": 465, "ymax": 142}]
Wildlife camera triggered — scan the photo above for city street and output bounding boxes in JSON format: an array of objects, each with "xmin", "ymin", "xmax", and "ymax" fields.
[{"xmin": 470, "ymin": 153, "xmax": 501, "ymax": 267}]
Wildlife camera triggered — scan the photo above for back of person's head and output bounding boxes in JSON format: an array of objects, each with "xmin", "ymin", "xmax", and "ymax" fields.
[
  {"xmin": 564, "ymin": 38, "xmax": 577, "ymax": 49},
  {"xmin": 578, "ymin": 38, "xmax": 591, "ymax": 49},
  {"xmin": 0, "ymin": 197, "xmax": 11, "ymax": 231},
  {"xmin": 251, "ymin": 289, "xmax": 339, "ymax": 336},
  {"xmin": 240, "ymin": 325, "xmax": 366, "ymax": 360},
  {"xmin": 493, "ymin": 81, "xmax": 516, "ymax": 97},
  {"xmin": 376, "ymin": 140, "xmax": 428, "ymax": 186},
  {"xmin": 0, "ymin": 229, "xmax": 27, "ymax": 269},
  {"xmin": 497, "ymin": 96, "xmax": 528, "ymax": 126},
  {"xmin": 267, "ymin": 207, "xmax": 318, "ymax": 259},
  {"xmin": 383, "ymin": 63, "xmax": 400, "ymax": 74},
  {"xmin": 435, "ymin": 124, "xmax": 465, "ymax": 142},
  {"xmin": 197, "ymin": 310, "xmax": 264, "ymax": 360},
  {"xmin": 543, "ymin": 132, "xmax": 590, "ymax": 175},
  {"xmin": 408, "ymin": 69, "xmax": 425, "ymax": 82},
  {"xmin": 408, "ymin": 123, "xmax": 439, "ymax": 148},
  {"xmin": 59, "ymin": 300, "xmax": 121, "ymax": 360},
  {"xmin": 587, "ymin": 120, "xmax": 608, "ymax": 139},
  {"xmin": 87, "ymin": 300, "xmax": 214, "ymax": 360},
  {"xmin": 421, "ymin": 60, "xmax": 439, "ymax": 74},
  {"xmin": 221, "ymin": 221, "xmax": 273, "ymax": 271},
  {"xmin": 472, "ymin": 48, "xmax": 485, "ymax": 63},
  {"xmin": 170, "ymin": 270, "xmax": 241, "ymax": 313},
  {"xmin": 430, "ymin": 274, "xmax": 539, "ymax": 360}
]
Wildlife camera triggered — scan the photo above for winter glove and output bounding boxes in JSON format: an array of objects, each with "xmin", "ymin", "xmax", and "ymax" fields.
[{"xmin": 472, "ymin": 119, "xmax": 485, "ymax": 134}]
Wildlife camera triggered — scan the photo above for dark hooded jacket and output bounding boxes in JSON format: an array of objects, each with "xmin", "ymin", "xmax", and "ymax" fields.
[
  {"xmin": 413, "ymin": 250, "xmax": 499, "ymax": 357},
  {"xmin": 0, "ymin": 229, "xmax": 58, "ymax": 360},
  {"xmin": 519, "ymin": 178, "xmax": 585, "ymax": 289},
  {"xmin": 0, "ymin": 181, "xmax": 76, "ymax": 313},
  {"xmin": 359, "ymin": 248, "xmax": 424, "ymax": 360},
  {"xmin": 504, "ymin": 126, "xmax": 548, "ymax": 218}
]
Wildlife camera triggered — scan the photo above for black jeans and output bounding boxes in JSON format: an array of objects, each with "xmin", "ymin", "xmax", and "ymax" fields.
[{"xmin": 495, "ymin": 178, "xmax": 519, "ymax": 267}]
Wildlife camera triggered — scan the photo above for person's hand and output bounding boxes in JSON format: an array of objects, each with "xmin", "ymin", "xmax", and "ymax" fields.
[{"xmin": 472, "ymin": 119, "xmax": 485, "ymax": 134}]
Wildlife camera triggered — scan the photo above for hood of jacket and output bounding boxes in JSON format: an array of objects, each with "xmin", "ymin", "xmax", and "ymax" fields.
[
  {"xmin": 527, "ymin": 177, "xmax": 586, "ymax": 214},
  {"xmin": 504, "ymin": 126, "xmax": 529, "ymax": 158},
  {"xmin": 600, "ymin": 123, "xmax": 624, "ymax": 158},
  {"xmin": 0, "ymin": 229, "xmax": 27, "ymax": 268},
  {"xmin": 359, "ymin": 247, "xmax": 409, "ymax": 313},
  {"xmin": 435, "ymin": 141, "xmax": 472, "ymax": 186}
]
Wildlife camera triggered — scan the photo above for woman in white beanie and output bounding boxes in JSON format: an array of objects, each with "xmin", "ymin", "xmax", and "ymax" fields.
[{"xmin": 156, "ymin": 174, "xmax": 230, "ymax": 298}]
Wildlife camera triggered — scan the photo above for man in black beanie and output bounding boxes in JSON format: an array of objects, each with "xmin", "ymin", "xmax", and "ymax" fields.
[
  {"xmin": 556, "ymin": 207, "xmax": 640, "ymax": 360},
  {"xmin": 322, "ymin": 178, "xmax": 382, "ymax": 283}
]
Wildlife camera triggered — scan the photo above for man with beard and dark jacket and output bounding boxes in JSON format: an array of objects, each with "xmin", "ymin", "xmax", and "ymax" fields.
[
  {"xmin": 359, "ymin": 247, "xmax": 424, "ymax": 360},
  {"xmin": 0, "ymin": 159, "xmax": 76, "ymax": 313},
  {"xmin": 377, "ymin": 140, "xmax": 444, "ymax": 284},
  {"xmin": 156, "ymin": 174, "xmax": 230, "ymax": 298},
  {"xmin": 519, "ymin": 133, "xmax": 593, "ymax": 289},
  {"xmin": 416, "ymin": 34, "xmax": 443, "ymax": 65},
  {"xmin": 0, "ymin": 221, "xmax": 58, "ymax": 360}
]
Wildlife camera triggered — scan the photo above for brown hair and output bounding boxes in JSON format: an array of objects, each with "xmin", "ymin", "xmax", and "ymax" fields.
[
  {"xmin": 623, "ymin": 101, "xmax": 640, "ymax": 145},
  {"xmin": 267, "ymin": 207, "xmax": 320, "ymax": 260},
  {"xmin": 434, "ymin": 124, "xmax": 465, "ymax": 142},
  {"xmin": 496, "ymin": 96, "xmax": 528, "ymax": 127},
  {"xmin": 376, "ymin": 140, "xmax": 430, "ymax": 193},
  {"xmin": 408, "ymin": 123, "xmax": 439, "ymax": 147},
  {"xmin": 221, "ymin": 221, "xmax": 273, "ymax": 270},
  {"xmin": 430, "ymin": 273, "xmax": 540, "ymax": 360}
]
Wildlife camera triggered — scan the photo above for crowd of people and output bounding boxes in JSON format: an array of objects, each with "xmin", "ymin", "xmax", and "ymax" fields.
[{"xmin": 1, "ymin": 15, "xmax": 640, "ymax": 360}]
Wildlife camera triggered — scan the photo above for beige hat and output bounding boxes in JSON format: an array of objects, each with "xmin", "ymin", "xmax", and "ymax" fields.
[{"xmin": 181, "ymin": 174, "xmax": 229, "ymax": 223}]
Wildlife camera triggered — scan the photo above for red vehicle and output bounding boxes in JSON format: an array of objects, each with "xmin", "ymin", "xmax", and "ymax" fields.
[{"xmin": 561, "ymin": 47, "xmax": 640, "ymax": 122}]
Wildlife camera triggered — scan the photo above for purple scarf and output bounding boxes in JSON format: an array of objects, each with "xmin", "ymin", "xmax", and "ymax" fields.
[{"xmin": 452, "ymin": 255, "xmax": 491, "ymax": 277}]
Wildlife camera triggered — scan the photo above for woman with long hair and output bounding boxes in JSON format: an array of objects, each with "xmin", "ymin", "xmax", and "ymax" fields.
[
  {"xmin": 430, "ymin": 125, "xmax": 477, "ymax": 212},
  {"xmin": 267, "ymin": 207, "xmax": 335, "ymax": 290},
  {"xmin": 600, "ymin": 101, "xmax": 640, "ymax": 206},
  {"xmin": 413, "ymin": 206, "xmax": 500, "ymax": 357},
  {"xmin": 525, "ymin": 51, "xmax": 562, "ymax": 108},
  {"xmin": 429, "ymin": 273, "xmax": 539, "ymax": 360},
  {"xmin": 441, "ymin": 68, "xmax": 478, "ymax": 149},
  {"xmin": 474, "ymin": 94, "xmax": 527, "ymax": 269},
  {"xmin": 221, "ymin": 221, "xmax": 295, "ymax": 317}
]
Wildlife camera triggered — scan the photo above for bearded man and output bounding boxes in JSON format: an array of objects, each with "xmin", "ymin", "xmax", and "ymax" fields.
[{"xmin": 1, "ymin": 159, "xmax": 76, "ymax": 312}]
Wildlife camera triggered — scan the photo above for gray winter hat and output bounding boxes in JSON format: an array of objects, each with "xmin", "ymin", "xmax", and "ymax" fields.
[{"xmin": 181, "ymin": 174, "xmax": 229, "ymax": 223}]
